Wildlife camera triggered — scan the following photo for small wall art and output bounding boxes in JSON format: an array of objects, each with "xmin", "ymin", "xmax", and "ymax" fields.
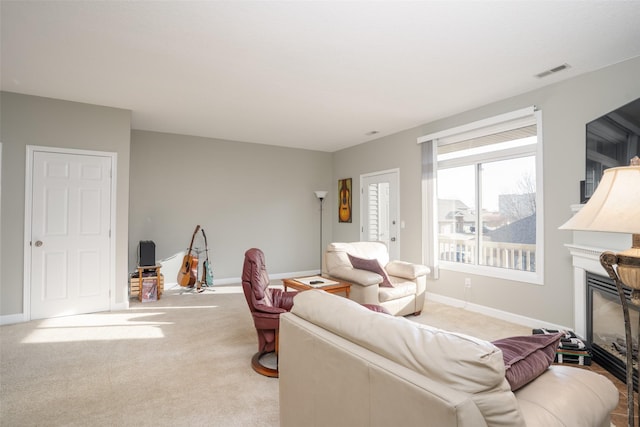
[{"xmin": 338, "ymin": 178, "xmax": 352, "ymax": 223}]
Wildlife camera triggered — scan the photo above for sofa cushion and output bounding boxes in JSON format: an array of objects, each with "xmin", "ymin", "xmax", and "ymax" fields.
[
  {"xmin": 291, "ymin": 290, "xmax": 524, "ymax": 425},
  {"xmin": 347, "ymin": 253, "xmax": 393, "ymax": 287},
  {"xmin": 492, "ymin": 332, "xmax": 563, "ymax": 391},
  {"xmin": 514, "ymin": 365, "xmax": 619, "ymax": 426},
  {"xmin": 378, "ymin": 280, "xmax": 416, "ymax": 302}
]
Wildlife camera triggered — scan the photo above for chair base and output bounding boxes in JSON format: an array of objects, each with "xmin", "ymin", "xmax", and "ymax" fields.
[{"xmin": 251, "ymin": 351, "xmax": 279, "ymax": 378}]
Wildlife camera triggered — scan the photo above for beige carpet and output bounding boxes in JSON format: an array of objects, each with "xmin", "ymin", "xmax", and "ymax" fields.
[
  {"xmin": 0, "ymin": 285, "xmax": 278, "ymax": 426},
  {"xmin": 0, "ymin": 286, "xmax": 554, "ymax": 426},
  {"xmin": 417, "ymin": 299, "xmax": 531, "ymax": 340}
]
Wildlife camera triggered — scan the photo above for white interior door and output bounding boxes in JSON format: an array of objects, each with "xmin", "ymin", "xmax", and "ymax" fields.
[
  {"xmin": 361, "ymin": 170, "xmax": 400, "ymax": 260},
  {"xmin": 29, "ymin": 150, "xmax": 112, "ymax": 320}
]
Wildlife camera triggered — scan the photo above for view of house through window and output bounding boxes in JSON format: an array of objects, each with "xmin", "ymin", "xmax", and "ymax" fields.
[{"xmin": 437, "ymin": 136, "xmax": 538, "ymax": 274}]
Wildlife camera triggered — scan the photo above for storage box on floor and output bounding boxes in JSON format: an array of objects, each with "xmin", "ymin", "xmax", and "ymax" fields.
[{"xmin": 130, "ymin": 270, "xmax": 164, "ymax": 301}]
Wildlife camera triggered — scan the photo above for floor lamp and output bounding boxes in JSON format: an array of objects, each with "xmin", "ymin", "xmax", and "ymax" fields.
[
  {"xmin": 560, "ymin": 157, "xmax": 640, "ymax": 426},
  {"xmin": 315, "ymin": 190, "xmax": 328, "ymax": 272}
]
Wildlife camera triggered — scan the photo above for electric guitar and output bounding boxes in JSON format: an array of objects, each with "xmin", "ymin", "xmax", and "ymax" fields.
[{"xmin": 177, "ymin": 225, "xmax": 200, "ymax": 287}]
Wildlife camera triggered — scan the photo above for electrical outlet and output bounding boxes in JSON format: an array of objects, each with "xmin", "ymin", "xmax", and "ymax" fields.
[{"xmin": 464, "ymin": 278, "xmax": 471, "ymax": 289}]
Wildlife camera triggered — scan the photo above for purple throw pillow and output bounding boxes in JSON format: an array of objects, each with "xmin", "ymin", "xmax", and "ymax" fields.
[
  {"xmin": 347, "ymin": 254, "xmax": 393, "ymax": 287},
  {"xmin": 492, "ymin": 332, "xmax": 563, "ymax": 391}
]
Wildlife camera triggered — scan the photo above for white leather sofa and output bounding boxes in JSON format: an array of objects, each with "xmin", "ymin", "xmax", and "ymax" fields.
[
  {"xmin": 323, "ymin": 241, "xmax": 430, "ymax": 316},
  {"xmin": 279, "ymin": 290, "xmax": 619, "ymax": 427}
]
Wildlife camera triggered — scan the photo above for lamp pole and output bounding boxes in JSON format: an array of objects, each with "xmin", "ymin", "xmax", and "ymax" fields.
[{"xmin": 315, "ymin": 191, "xmax": 328, "ymax": 273}]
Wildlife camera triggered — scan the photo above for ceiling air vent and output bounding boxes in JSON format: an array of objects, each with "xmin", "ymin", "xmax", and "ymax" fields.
[{"xmin": 535, "ymin": 63, "xmax": 571, "ymax": 78}]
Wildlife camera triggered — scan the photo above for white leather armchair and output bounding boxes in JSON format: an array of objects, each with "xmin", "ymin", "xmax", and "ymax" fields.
[{"xmin": 323, "ymin": 242, "xmax": 430, "ymax": 316}]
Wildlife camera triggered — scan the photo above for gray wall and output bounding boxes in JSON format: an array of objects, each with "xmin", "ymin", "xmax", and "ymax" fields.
[
  {"xmin": 2, "ymin": 56, "xmax": 639, "ymax": 328},
  {"xmin": 332, "ymin": 56, "xmax": 640, "ymax": 328},
  {"xmin": 0, "ymin": 92, "xmax": 131, "ymax": 317},
  {"xmin": 332, "ymin": 126, "xmax": 426, "ymax": 265},
  {"xmin": 129, "ymin": 130, "xmax": 333, "ymax": 282}
]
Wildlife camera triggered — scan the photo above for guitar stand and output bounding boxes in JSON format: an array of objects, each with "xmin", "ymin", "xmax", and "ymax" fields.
[
  {"xmin": 196, "ymin": 280, "xmax": 215, "ymax": 293},
  {"xmin": 179, "ymin": 285, "xmax": 205, "ymax": 295},
  {"xmin": 178, "ymin": 280, "xmax": 212, "ymax": 295},
  {"xmin": 182, "ymin": 246, "xmax": 207, "ymax": 294},
  {"xmin": 178, "ymin": 228, "xmax": 214, "ymax": 295}
]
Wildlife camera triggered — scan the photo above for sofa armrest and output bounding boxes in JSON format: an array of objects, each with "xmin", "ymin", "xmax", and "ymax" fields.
[
  {"xmin": 329, "ymin": 266, "xmax": 382, "ymax": 286},
  {"xmin": 386, "ymin": 260, "xmax": 430, "ymax": 280}
]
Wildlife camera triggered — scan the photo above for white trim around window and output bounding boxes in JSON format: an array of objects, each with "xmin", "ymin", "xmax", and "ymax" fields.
[{"xmin": 419, "ymin": 107, "xmax": 544, "ymax": 285}]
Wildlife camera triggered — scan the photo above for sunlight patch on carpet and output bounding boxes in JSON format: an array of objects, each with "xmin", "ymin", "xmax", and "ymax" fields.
[{"xmin": 21, "ymin": 312, "xmax": 169, "ymax": 343}]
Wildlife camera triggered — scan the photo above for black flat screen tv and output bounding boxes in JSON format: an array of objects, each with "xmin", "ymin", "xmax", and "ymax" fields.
[{"xmin": 583, "ymin": 97, "xmax": 640, "ymax": 202}]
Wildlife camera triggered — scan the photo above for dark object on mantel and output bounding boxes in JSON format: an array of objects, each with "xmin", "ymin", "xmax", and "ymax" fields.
[{"xmin": 584, "ymin": 97, "xmax": 640, "ymax": 202}]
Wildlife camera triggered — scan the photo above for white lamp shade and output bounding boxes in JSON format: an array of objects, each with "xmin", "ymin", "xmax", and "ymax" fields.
[
  {"xmin": 314, "ymin": 190, "xmax": 328, "ymax": 199},
  {"xmin": 559, "ymin": 165, "xmax": 640, "ymax": 234}
]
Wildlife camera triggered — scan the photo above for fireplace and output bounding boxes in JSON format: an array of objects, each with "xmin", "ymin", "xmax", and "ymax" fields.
[
  {"xmin": 565, "ymin": 213, "xmax": 633, "ymax": 387},
  {"xmin": 587, "ymin": 271, "xmax": 639, "ymax": 390}
]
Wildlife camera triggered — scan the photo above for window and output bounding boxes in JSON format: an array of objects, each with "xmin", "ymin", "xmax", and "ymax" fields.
[{"xmin": 419, "ymin": 107, "xmax": 543, "ymax": 284}]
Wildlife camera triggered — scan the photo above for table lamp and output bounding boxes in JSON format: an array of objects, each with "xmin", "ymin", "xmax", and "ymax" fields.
[{"xmin": 559, "ymin": 156, "xmax": 640, "ymax": 426}]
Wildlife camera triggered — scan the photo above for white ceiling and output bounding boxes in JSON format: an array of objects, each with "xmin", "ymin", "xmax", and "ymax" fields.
[{"xmin": 2, "ymin": 1, "xmax": 640, "ymax": 152}]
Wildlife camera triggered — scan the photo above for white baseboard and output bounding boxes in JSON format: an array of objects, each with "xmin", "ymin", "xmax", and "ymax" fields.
[
  {"xmin": 204, "ymin": 270, "xmax": 320, "ymax": 287},
  {"xmin": 111, "ymin": 301, "xmax": 128, "ymax": 311},
  {"xmin": 426, "ymin": 292, "xmax": 573, "ymax": 334},
  {"xmin": 1, "ymin": 270, "xmax": 320, "ymax": 325},
  {"xmin": 0, "ymin": 313, "xmax": 25, "ymax": 325}
]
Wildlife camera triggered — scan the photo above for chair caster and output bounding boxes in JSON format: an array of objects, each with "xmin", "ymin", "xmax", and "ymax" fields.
[{"xmin": 251, "ymin": 351, "xmax": 279, "ymax": 378}]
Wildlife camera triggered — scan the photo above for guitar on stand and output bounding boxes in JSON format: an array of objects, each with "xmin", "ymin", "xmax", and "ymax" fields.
[
  {"xmin": 177, "ymin": 225, "xmax": 200, "ymax": 288},
  {"xmin": 200, "ymin": 228, "xmax": 214, "ymax": 289}
]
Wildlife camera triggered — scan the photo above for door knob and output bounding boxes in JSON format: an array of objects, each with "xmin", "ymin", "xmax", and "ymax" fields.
[
  {"xmin": 34, "ymin": 240, "xmax": 43, "ymax": 247},
  {"xmin": 390, "ymin": 237, "xmax": 396, "ymax": 242}
]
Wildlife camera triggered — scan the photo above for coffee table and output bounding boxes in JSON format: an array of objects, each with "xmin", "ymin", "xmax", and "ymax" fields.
[{"xmin": 282, "ymin": 276, "xmax": 351, "ymax": 298}]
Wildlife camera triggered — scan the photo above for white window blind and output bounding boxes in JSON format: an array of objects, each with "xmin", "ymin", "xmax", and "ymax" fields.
[{"xmin": 418, "ymin": 106, "xmax": 536, "ymax": 146}]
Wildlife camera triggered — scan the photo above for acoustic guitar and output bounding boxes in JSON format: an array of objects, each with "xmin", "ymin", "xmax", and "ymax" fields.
[
  {"xmin": 177, "ymin": 225, "xmax": 200, "ymax": 287},
  {"xmin": 339, "ymin": 179, "xmax": 351, "ymax": 222}
]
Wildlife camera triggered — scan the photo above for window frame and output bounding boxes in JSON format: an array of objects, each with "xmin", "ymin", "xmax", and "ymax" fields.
[{"xmin": 420, "ymin": 108, "xmax": 544, "ymax": 285}]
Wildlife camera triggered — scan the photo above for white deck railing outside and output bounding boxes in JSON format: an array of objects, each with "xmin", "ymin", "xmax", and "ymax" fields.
[{"xmin": 439, "ymin": 237, "xmax": 536, "ymax": 272}]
